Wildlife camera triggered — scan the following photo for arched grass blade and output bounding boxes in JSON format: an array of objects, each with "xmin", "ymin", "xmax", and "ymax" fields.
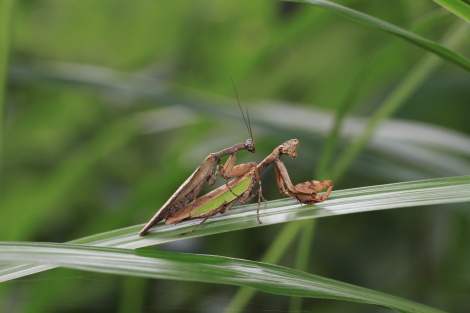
[
  {"xmin": 434, "ymin": 0, "xmax": 470, "ymax": 22},
  {"xmin": 0, "ymin": 242, "xmax": 447, "ymax": 313},
  {"xmin": 0, "ymin": 175, "xmax": 469, "ymax": 282}
]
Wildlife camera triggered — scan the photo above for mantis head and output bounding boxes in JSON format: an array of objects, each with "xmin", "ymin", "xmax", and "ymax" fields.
[
  {"xmin": 279, "ymin": 139, "xmax": 299, "ymax": 159},
  {"xmin": 245, "ymin": 138, "xmax": 256, "ymax": 154}
]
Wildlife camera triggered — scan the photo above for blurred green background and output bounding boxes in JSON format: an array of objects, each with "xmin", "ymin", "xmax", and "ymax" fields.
[{"xmin": 1, "ymin": 0, "xmax": 470, "ymax": 312}]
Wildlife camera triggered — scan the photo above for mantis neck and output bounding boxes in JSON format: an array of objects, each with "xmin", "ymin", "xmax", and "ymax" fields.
[{"xmin": 257, "ymin": 147, "xmax": 281, "ymax": 173}]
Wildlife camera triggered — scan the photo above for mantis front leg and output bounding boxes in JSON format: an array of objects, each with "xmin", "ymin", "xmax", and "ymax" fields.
[
  {"xmin": 274, "ymin": 159, "xmax": 333, "ymax": 204},
  {"xmin": 216, "ymin": 153, "xmax": 258, "ymax": 199},
  {"xmin": 218, "ymin": 153, "xmax": 257, "ymax": 179}
]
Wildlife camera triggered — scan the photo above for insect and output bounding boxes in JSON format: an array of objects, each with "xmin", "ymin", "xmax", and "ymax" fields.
[
  {"xmin": 139, "ymin": 83, "xmax": 334, "ymax": 236},
  {"xmin": 159, "ymin": 139, "xmax": 302, "ymax": 235},
  {"xmin": 139, "ymin": 81, "xmax": 256, "ymax": 236}
]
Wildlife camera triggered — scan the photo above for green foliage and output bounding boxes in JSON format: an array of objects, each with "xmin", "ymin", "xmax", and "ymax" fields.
[
  {"xmin": 434, "ymin": 0, "xmax": 470, "ymax": 22},
  {"xmin": 1, "ymin": 1, "xmax": 470, "ymax": 312}
]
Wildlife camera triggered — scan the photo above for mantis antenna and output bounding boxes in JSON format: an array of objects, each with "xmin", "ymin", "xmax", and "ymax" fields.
[{"xmin": 231, "ymin": 77, "xmax": 253, "ymax": 141}]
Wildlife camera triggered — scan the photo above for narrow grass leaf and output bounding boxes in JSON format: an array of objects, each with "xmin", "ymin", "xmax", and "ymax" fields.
[
  {"xmin": 0, "ymin": 242, "xmax": 447, "ymax": 313},
  {"xmin": 287, "ymin": 0, "xmax": 470, "ymax": 72},
  {"xmin": 0, "ymin": 176, "xmax": 469, "ymax": 283},
  {"xmin": 434, "ymin": 0, "xmax": 470, "ymax": 22}
]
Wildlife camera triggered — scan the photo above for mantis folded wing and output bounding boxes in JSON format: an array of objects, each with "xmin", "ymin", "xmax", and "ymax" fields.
[{"xmin": 165, "ymin": 166, "xmax": 260, "ymax": 234}]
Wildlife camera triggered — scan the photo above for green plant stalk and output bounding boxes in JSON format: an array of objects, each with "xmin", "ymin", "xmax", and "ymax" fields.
[
  {"xmin": 315, "ymin": 58, "xmax": 370, "ymax": 180},
  {"xmin": 332, "ymin": 20, "xmax": 470, "ymax": 181},
  {"xmin": 223, "ymin": 222, "xmax": 301, "ymax": 313},
  {"xmin": 0, "ymin": 1, "xmax": 15, "ymax": 307},
  {"xmin": 0, "ymin": 0, "xmax": 15, "ymax": 160},
  {"xmin": 289, "ymin": 220, "xmax": 316, "ymax": 312},
  {"xmin": 117, "ymin": 277, "xmax": 147, "ymax": 313}
]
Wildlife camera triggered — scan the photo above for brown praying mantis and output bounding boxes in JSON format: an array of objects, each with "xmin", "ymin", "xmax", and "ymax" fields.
[
  {"xmin": 140, "ymin": 138, "xmax": 334, "ymax": 236},
  {"xmin": 139, "ymin": 80, "xmax": 333, "ymax": 236}
]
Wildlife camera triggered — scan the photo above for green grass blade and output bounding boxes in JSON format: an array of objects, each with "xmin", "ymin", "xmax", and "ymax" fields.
[
  {"xmin": 0, "ymin": 175, "xmax": 469, "ymax": 283},
  {"xmin": 287, "ymin": 0, "xmax": 470, "ymax": 72},
  {"xmin": 434, "ymin": 0, "xmax": 470, "ymax": 22},
  {"xmin": 0, "ymin": 242, "xmax": 447, "ymax": 313}
]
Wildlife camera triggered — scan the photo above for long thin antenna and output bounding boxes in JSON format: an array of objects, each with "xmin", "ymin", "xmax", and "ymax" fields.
[{"xmin": 231, "ymin": 77, "xmax": 253, "ymax": 140}]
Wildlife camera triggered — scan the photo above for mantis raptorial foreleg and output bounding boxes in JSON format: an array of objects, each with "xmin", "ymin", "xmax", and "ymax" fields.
[
  {"xmin": 218, "ymin": 153, "xmax": 257, "ymax": 198},
  {"xmin": 274, "ymin": 159, "xmax": 333, "ymax": 204},
  {"xmin": 218, "ymin": 153, "xmax": 257, "ymax": 179}
]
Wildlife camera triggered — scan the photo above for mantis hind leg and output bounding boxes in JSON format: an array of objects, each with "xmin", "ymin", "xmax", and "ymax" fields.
[
  {"xmin": 253, "ymin": 171, "xmax": 267, "ymax": 224},
  {"xmin": 256, "ymin": 179, "xmax": 267, "ymax": 203},
  {"xmin": 255, "ymin": 181, "xmax": 267, "ymax": 224},
  {"xmin": 238, "ymin": 180, "xmax": 266, "ymax": 224},
  {"xmin": 179, "ymin": 214, "xmax": 212, "ymax": 236},
  {"xmin": 179, "ymin": 215, "xmax": 212, "ymax": 236}
]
